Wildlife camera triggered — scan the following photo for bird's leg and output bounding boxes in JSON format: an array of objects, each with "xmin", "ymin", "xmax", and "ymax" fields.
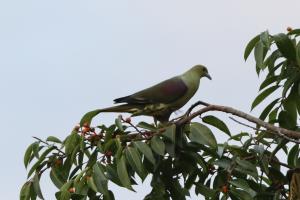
[{"xmin": 186, "ymin": 101, "xmax": 205, "ymax": 116}]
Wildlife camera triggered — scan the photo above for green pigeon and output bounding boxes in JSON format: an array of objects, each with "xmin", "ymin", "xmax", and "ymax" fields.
[{"xmin": 80, "ymin": 65, "xmax": 211, "ymax": 125}]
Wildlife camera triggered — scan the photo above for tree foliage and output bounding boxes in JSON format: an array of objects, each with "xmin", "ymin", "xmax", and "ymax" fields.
[{"xmin": 20, "ymin": 28, "xmax": 300, "ymax": 200}]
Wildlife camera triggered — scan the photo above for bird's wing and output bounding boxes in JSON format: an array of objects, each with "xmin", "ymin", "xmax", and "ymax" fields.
[{"xmin": 114, "ymin": 76, "xmax": 188, "ymax": 105}]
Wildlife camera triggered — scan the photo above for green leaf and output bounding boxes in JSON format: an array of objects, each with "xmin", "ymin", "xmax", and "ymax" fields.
[
  {"xmin": 259, "ymin": 76, "xmax": 279, "ymax": 91},
  {"xmin": 282, "ymin": 74, "xmax": 299, "ymax": 98},
  {"xmin": 125, "ymin": 146, "xmax": 147, "ymax": 180},
  {"xmin": 260, "ymin": 31, "xmax": 271, "ymax": 48},
  {"xmin": 74, "ymin": 167, "xmax": 89, "ymax": 184},
  {"xmin": 236, "ymin": 158, "xmax": 256, "ymax": 172},
  {"xmin": 283, "ymin": 96, "xmax": 297, "ymax": 123},
  {"xmin": 33, "ymin": 173, "xmax": 44, "ymax": 200},
  {"xmin": 103, "ymin": 190, "xmax": 115, "ymax": 200},
  {"xmin": 137, "ymin": 122, "xmax": 157, "ymax": 131},
  {"xmin": 46, "ymin": 136, "xmax": 62, "ymax": 143},
  {"xmin": 117, "ymin": 155, "xmax": 133, "ymax": 190},
  {"xmin": 184, "ymin": 171, "xmax": 197, "ymax": 190},
  {"xmin": 244, "ymin": 34, "xmax": 260, "ymax": 60},
  {"xmin": 50, "ymin": 168, "xmax": 64, "ymax": 189},
  {"xmin": 20, "ymin": 182, "xmax": 31, "ymax": 200},
  {"xmin": 64, "ymin": 132, "xmax": 81, "ymax": 155},
  {"xmin": 270, "ymin": 138, "xmax": 288, "ymax": 159},
  {"xmin": 251, "ymin": 85, "xmax": 278, "ymax": 110},
  {"xmin": 260, "ymin": 156, "xmax": 269, "ymax": 174},
  {"xmin": 229, "ymin": 188, "xmax": 252, "ymax": 200},
  {"xmin": 288, "ymin": 145, "xmax": 299, "ymax": 167},
  {"xmin": 93, "ymin": 162, "xmax": 108, "ymax": 195},
  {"xmin": 32, "ymin": 142, "xmax": 40, "ymax": 159},
  {"xmin": 264, "ymin": 50, "xmax": 282, "ymax": 72},
  {"xmin": 287, "ymin": 29, "xmax": 300, "ymax": 36},
  {"xmin": 73, "ymin": 189, "xmax": 88, "ymax": 199},
  {"xmin": 134, "ymin": 141, "xmax": 155, "ymax": 165},
  {"xmin": 196, "ymin": 183, "xmax": 218, "ymax": 197},
  {"xmin": 86, "ymin": 176, "xmax": 98, "ymax": 193},
  {"xmin": 115, "ymin": 138, "xmax": 123, "ymax": 159},
  {"xmin": 24, "ymin": 143, "xmax": 34, "ymax": 168},
  {"xmin": 162, "ymin": 124, "xmax": 176, "ymax": 143},
  {"xmin": 259, "ymin": 98, "xmax": 279, "ymax": 121},
  {"xmin": 150, "ymin": 136, "xmax": 165, "ymax": 156},
  {"xmin": 182, "ymin": 151, "xmax": 208, "ymax": 173},
  {"xmin": 202, "ymin": 115, "xmax": 231, "ymax": 136},
  {"xmin": 166, "ymin": 178, "xmax": 189, "ymax": 199},
  {"xmin": 79, "ymin": 109, "xmax": 102, "ymax": 126},
  {"xmin": 214, "ymin": 158, "xmax": 231, "ymax": 170},
  {"xmin": 189, "ymin": 122, "xmax": 217, "ymax": 149},
  {"xmin": 254, "ymin": 41, "xmax": 265, "ymax": 69},
  {"xmin": 268, "ymin": 167, "xmax": 287, "ymax": 185},
  {"xmin": 27, "ymin": 147, "xmax": 54, "ymax": 178},
  {"xmin": 217, "ymin": 142, "xmax": 228, "ymax": 158},
  {"xmin": 296, "ymin": 42, "xmax": 300, "ymax": 66},
  {"xmin": 235, "ymin": 158, "xmax": 258, "ymax": 179},
  {"xmin": 60, "ymin": 191, "xmax": 71, "ymax": 200},
  {"xmin": 86, "ymin": 150, "xmax": 98, "ymax": 168},
  {"xmin": 165, "ymin": 141, "xmax": 175, "ymax": 158},
  {"xmin": 268, "ymin": 107, "xmax": 279, "ymax": 122},
  {"xmin": 60, "ymin": 180, "xmax": 73, "ymax": 192},
  {"xmin": 106, "ymin": 164, "xmax": 122, "ymax": 186},
  {"xmin": 273, "ymin": 33, "xmax": 296, "ymax": 60},
  {"xmin": 213, "ymin": 171, "xmax": 227, "ymax": 189},
  {"xmin": 115, "ymin": 116, "xmax": 124, "ymax": 131},
  {"xmin": 230, "ymin": 178, "xmax": 257, "ymax": 197},
  {"xmin": 278, "ymin": 110, "xmax": 296, "ymax": 129}
]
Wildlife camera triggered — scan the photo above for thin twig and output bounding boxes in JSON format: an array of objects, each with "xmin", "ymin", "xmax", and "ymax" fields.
[
  {"xmin": 229, "ymin": 117, "xmax": 261, "ymax": 131},
  {"xmin": 121, "ymin": 118, "xmax": 143, "ymax": 134},
  {"xmin": 33, "ymin": 136, "xmax": 66, "ymax": 155}
]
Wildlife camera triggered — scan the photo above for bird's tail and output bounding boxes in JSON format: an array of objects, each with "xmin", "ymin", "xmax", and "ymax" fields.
[
  {"xmin": 99, "ymin": 104, "xmax": 139, "ymax": 113},
  {"xmin": 79, "ymin": 104, "xmax": 142, "ymax": 126}
]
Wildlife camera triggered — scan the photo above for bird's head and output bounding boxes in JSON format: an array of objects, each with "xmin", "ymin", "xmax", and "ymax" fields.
[{"xmin": 191, "ymin": 64, "xmax": 212, "ymax": 80}]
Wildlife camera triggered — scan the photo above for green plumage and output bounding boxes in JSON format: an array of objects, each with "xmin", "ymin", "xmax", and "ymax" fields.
[{"xmin": 80, "ymin": 65, "xmax": 211, "ymax": 125}]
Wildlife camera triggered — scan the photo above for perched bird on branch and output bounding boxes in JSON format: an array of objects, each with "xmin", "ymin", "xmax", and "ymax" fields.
[{"xmin": 80, "ymin": 65, "xmax": 211, "ymax": 125}]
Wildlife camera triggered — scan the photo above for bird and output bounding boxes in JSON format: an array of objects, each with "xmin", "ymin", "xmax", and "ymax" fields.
[{"xmin": 80, "ymin": 65, "xmax": 211, "ymax": 125}]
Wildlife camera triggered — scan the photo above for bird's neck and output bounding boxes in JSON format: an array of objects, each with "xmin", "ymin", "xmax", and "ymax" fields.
[
  {"xmin": 180, "ymin": 72, "xmax": 201, "ymax": 102},
  {"xmin": 182, "ymin": 71, "xmax": 201, "ymax": 89}
]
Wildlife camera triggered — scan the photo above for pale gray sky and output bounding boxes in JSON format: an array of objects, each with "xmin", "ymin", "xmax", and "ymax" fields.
[{"xmin": 1, "ymin": 1, "xmax": 299, "ymax": 199}]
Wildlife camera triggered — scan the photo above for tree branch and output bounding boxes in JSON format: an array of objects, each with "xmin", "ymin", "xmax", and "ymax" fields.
[{"xmin": 176, "ymin": 101, "xmax": 300, "ymax": 140}]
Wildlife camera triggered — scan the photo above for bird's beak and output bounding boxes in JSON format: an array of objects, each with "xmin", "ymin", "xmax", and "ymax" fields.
[{"xmin": 204, "ymin": 73, "xmax": 212, "ymax": 80}]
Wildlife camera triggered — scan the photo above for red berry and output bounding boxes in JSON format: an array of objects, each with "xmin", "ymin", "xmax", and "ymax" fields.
[
  {"xmin": 55, "ymin": 159, "xmax": 63, "ymax": 166},
  {"xmin": 125, "ymin": 117, "xmax": 131, "ymax": 123},
  {"xmin": 82, "ymin": 126, "xmax": 90, "ymax": 134},
  {"xmin": 287, "ymin": 26, "xmax": 293, "ymax": 32},
  {"xmin": 83, "ymin": 122, "xmax": 90, "ymax": 128},
  {"xmin": 221, "ymin": 185, "xmax": 228, "ymax": 193},
  {"xmin": 68, "ymin": 187, "xmax": 75, "ymax": 193}
]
